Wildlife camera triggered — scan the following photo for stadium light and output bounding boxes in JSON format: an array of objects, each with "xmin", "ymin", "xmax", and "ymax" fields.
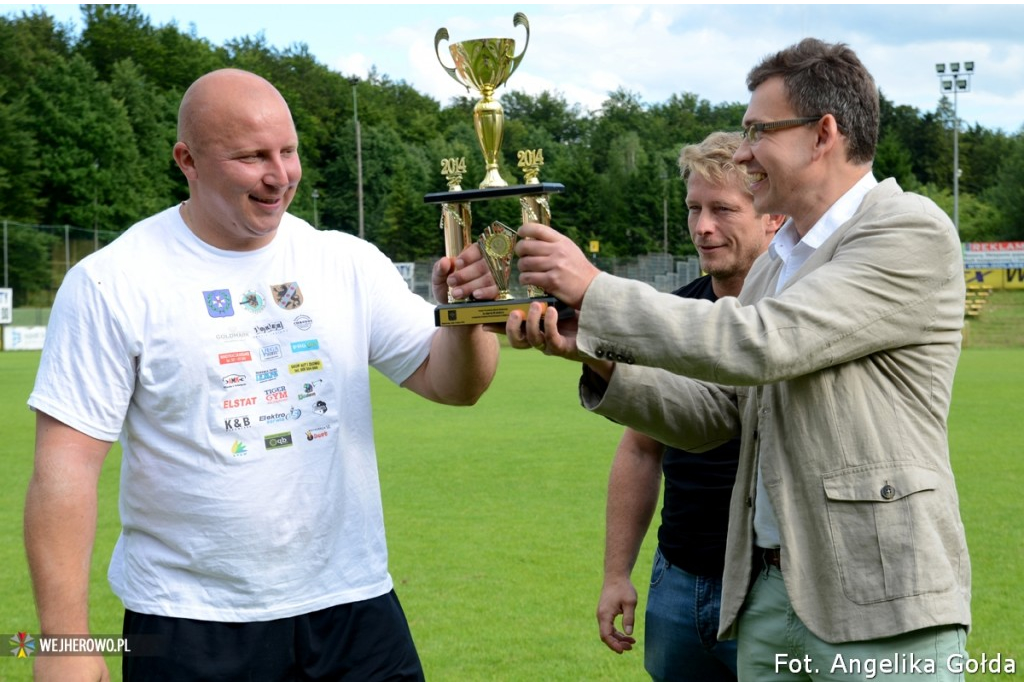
[{"xmin": 935, "ymin": 60, "xmax": 975, "ymax": 232}]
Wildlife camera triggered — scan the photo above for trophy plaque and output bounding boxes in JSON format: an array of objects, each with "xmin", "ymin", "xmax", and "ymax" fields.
[{"xmin": 429, "ymin": 13, "xmax": 572, "ymax": 327}]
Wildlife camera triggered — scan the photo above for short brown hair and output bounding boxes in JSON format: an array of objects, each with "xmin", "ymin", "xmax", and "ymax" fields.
[{"xmin": 746, "ymin": 38, "xmax": 878, "ymax": 164}]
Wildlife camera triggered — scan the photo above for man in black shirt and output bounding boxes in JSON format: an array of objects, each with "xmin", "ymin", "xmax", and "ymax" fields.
[{"xmin": 596, "ymin": 132, "xmax": 783, "ymax": 681}]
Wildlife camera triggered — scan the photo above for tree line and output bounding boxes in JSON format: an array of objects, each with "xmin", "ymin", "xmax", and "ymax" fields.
[{"xmin": 2, "ymin": 5, "xmax": 1023, "ymax": 305}]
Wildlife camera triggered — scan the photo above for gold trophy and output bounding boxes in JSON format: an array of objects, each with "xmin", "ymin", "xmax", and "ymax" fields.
[
  {"xmin": 478, "ymin": 221, "xmax": 519, "ymax": 301},
  {"xmin": 435, "ymin": 12, "xmax": 529, "ymax": 188},
  {"xmin": 427, "ymin": 14, "xmax": 571, "ymax": 327},
  {"xmin": 517, "ymin": 148, "xmax": 550, "ymax": 299},
  {"xmin": 439, "ymin": 157, "xmax": 473, "ymax": 303}
]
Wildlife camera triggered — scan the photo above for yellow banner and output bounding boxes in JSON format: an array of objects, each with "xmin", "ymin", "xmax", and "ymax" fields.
[{"xmin": 964, "ymin": 269, "xmax": 1024, "ymax": 290}]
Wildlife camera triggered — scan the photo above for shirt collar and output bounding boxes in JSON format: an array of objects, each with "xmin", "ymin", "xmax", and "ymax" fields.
[{"xmin": 769, "ymin": 170, "xmax": 878, "ymax": 262}]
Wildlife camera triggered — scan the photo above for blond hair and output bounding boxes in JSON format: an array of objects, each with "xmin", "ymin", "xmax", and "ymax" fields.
[{"xmin": 678, "ymin": 131, "xmax": 749, "ymax": 194}]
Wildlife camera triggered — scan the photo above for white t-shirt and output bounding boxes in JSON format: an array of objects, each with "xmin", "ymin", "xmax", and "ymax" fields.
[{"xmin": 29, "ymin": 206, "xmax": 437, "ymax": 621}]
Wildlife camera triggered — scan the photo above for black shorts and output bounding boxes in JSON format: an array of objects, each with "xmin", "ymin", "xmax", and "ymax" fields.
[{"xmin": 121, "ymin": 589, "xmax": 424, "ymax": 681}]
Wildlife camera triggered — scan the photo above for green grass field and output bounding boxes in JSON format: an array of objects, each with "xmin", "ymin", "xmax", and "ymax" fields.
[{"xmin": 1, "ymin": 343, "xmax": 1021, "ymax": 681}]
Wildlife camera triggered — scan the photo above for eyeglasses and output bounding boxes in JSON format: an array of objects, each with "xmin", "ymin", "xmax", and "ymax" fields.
[{"xmin": 741, "ymin": 116, "xmax": 823, "ymax": 143}]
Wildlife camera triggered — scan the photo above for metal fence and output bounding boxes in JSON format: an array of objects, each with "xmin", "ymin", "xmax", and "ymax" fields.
[
  {"xmin": 405, "ymin": 253, "xmax": 702, "ymax": 301},
  {"xmin": 2, "ymin": 219, "xmax": 120, "ymax": 308}
]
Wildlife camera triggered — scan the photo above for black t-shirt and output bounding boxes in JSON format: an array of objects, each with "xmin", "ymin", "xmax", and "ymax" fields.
[{"xmin": 656, "ymin": 275, "xmax": 740, "ymax": 578}]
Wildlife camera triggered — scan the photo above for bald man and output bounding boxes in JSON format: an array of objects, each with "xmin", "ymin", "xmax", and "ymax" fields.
[{"xmin": 25, "ymin": 68, "xmax": 498, "ymax": 681}]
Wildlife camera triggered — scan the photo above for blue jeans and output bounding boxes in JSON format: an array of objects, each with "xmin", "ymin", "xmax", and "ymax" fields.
[{"xmin": 644, "ymin": 547, "xmax": 738, "ymax": 681}]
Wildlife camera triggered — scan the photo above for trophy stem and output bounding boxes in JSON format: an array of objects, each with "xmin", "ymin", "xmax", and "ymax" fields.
[
  {"xmin": 441, "ymin": 202, "xmax": 473, "ymax": 303},
  {"xmin": 474, "ymin": 89, "xmax": 507, "ymax": 188}
]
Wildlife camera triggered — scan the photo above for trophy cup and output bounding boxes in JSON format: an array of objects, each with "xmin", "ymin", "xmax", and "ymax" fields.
[
  {"xmin": 427, "ymin": 13, "xmax": 572, "ymax": 327},
  {"xmin": 434, "ymin": 12, "xmax": 529, "ymax": 188}
]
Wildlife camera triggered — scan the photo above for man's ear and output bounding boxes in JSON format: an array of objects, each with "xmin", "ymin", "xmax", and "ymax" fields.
[
  {"xmin": 763, "ymin": 213, "xmax": 786, "ymax": 236},
  {"xmin": 173, "ymin": 142, "xmax": 198, "ymax": 180},
  {"xmin": 811, "ymin": 114, "xmax": 843, "ymax": 160}
]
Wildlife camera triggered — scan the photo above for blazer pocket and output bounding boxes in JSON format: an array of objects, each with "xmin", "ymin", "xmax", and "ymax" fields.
[{"xmin": 822, "ymin": 462, "xmax": 957, "ymax": 605}]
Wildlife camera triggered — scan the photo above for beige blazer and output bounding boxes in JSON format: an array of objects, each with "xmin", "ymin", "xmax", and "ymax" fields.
[{"xmin": 576, "ymin": 178, "xmax": 971, "ymax": 643}]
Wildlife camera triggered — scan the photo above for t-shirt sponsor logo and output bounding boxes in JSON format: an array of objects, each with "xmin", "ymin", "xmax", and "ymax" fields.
[
  {"xmin": 264, "ymin": 432, "xmax": 294, "ymax": 450},
  {"xmin": 222, "ymin": 374, "xmax": 247, "ymax": 389},
  {"xmin": 215, "ymin": 331, "xmax": 249, "ymax": 341},
  {"xmin": 293, "ymin": 314, "xmax": 313, "ymax": 331},
  {"xmin": 313, "ymin": 400, "xmax": 328, "ymax": 415},
  {"xmin": 305, "ymin": 427, "xmax": 329, "ymax": 441},
  {"xmin": 230, "ymin": 440, "xmax": 247, "ymax": 457},
  {"xmin": 204, "ymin": 289, "xmax": 234, "ymax": 318},
  {"xmin": 219, "ymin": 351, "xmax": 252, "ymax": 365},
  {"xmin": 264, "ymin": 385, "xmax": 288, "ymax": 403},
  {"xmin": 259, "ymin": 407, "xmax": 301, "ymax": 424},
  {"xmin": 271, "ymin": 282, "xmax": 303, "ymax": 310},
  {"xmin": 224, "ymin": 415, "xmax": 251, "ymax": 431},
  {"xmin": 289, "ymin": 360, "xmax": 323, "ymax": 374},
  {"xmin": 253, "ymin": 321, "xmax": 285, "ymax": 336},
  {"xmin": 223, "ymin": 396, "xmax": 257, "ymax": 408},
  {"xmin": 291, "ymin": 339, "xmax": 319, "ymax": 353},
  {"xmin": 239, "ymin": 291, "xmax": 266, "ymax": 314},
  {"xmin": 299, "ymin": 379, "xmax": 322, "ymax": 400},
  {"xmin": 259, "ymin": 344, "xmax": 282, "ymax": 361},
  {"xmin": 256, "ymin": 368, "xmax": 279, "ymax": 383}
]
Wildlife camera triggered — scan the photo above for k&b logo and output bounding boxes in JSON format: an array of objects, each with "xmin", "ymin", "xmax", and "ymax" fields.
[{"xmin": 224, "ymin": 415, "xmax": 251, "ymax": 431}]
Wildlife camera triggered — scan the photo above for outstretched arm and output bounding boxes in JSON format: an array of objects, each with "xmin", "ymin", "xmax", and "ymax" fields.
[
  {"xmin": 597, "ymin": 428, "xmax": 664, "ymax": 654},
  {"xmin": 401, "ymin": 250, "xmax": 500, "ymax": 405},
  {"xmin": 25, "ymin": 411, "xmax": 113, "ymax": 682}
]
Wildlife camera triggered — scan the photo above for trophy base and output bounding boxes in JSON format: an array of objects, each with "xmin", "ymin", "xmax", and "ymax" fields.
[{"xmin": 434, "ymin": 296, "xmax": 573, "ymax": 327}]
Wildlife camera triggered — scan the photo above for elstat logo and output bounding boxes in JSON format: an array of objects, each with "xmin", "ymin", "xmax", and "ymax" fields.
[{"xmin": 10, "ymin": 632, "xmax": 34, "ymax": 657}]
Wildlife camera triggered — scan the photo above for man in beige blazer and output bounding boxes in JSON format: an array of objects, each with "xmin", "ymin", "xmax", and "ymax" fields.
[{"xmin": 448, "ymin": 38, "xmax": 970, "ymax": 680}]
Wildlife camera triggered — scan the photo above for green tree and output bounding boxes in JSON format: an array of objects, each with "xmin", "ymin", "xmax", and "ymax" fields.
[
  {"xmin": 501, "ymin": 89, "xmax": 585, "ymax": 145},
  {"xmin": 878, "ymin": 92, "xmax": 938, "ymax": 187},
  {"xmin": 78, "ymin": 4, "xmax": 155, "ymax": 82},
  {"xmin": 27, "ymin": 53, "xmax": 147, "ymax": 230},
  {"xmin": 80, "ymin": 4, "xmax": 225, "ymax": 91},
  {"xmin": 958, "ymin": 124, "xmax": 1013, "ymax": 196},
  {"xmin": 5, "ymin": 225, "xmax": 59, "ymax": 306},
  {"xmin": 0, "ymin": 93, "xmax": 45, "ymax": 222},
  {"xmin": 983, "ymin": 132, "xmax": 1024, "ymax": 240},
  {"xmin": 375, "ymin": 149, "xmax": 439, "ymax": 261},
  {"xmin": 108, "ymin": 58, "xmax": 181, "ymax": 213},
  {"xmin": 874, "ymin": 132, "xmax": 917, "ymax": 189},
  {"xmin": 919, "ymin": 183, "xmax": 1004, "ymax": 242}
]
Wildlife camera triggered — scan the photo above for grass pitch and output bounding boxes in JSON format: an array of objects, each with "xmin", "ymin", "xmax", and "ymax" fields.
[{"xmin": 1, "ymin": 344, "xmax": 1020, "ymax": 681}]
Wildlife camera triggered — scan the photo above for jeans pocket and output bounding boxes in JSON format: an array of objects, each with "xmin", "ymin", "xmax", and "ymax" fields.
[{"xmin": 649, "ymin": 547, "xmax": 668, "ymax": 589}]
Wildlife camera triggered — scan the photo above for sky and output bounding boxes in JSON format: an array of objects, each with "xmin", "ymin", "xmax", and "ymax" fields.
[{"xmin": 5, "ymin": 3, "xmax": 1024, "ymax": 134}]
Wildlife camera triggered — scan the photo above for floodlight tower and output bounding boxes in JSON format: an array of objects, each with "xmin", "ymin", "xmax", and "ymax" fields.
[{"xmin": 935, "ymin": 60, "xmax": 974, "ymax": 232}]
